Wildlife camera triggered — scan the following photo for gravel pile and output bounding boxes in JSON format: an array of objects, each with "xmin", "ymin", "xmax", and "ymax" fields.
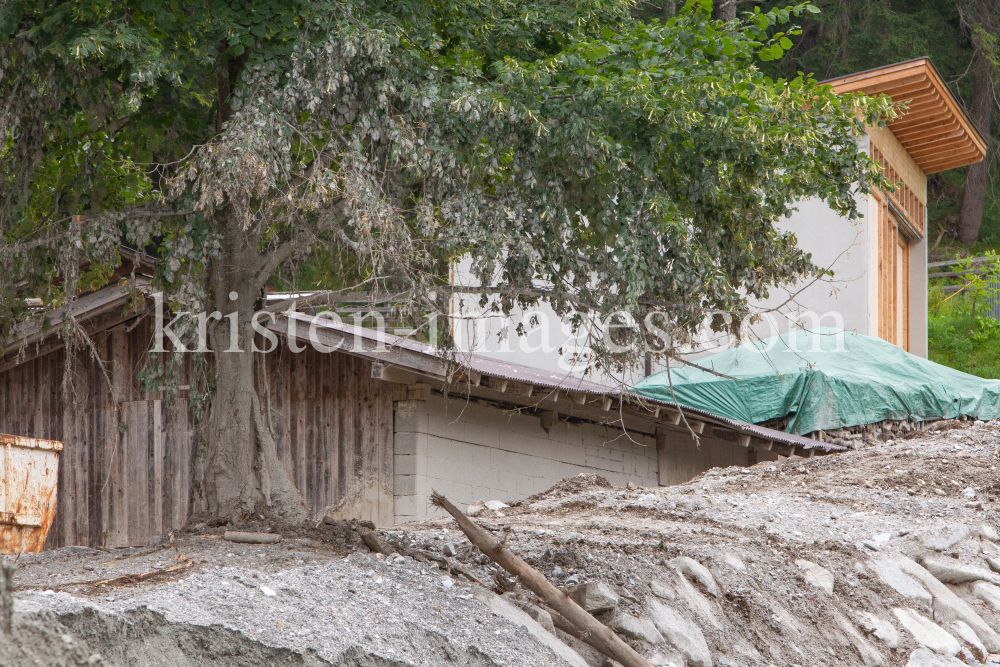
[{"xmin": 6, "ymin": 418, "xmax": 1000, "ymax": 667}]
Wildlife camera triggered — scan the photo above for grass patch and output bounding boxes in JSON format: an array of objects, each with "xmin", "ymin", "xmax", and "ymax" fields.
[{"xmin": 928, "ymin": 287, "xmax": 1000, "ymax": 379}]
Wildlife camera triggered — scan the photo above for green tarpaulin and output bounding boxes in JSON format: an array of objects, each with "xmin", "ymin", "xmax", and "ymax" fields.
[{"xmin": 631, "ymin": 329, "xmax": 1000, "ymax": 435}]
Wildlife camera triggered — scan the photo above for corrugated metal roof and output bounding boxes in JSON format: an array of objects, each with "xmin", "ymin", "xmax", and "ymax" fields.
[{"xmin": 281, "ymin": 312, "xmax": 844, "ymax": 453}]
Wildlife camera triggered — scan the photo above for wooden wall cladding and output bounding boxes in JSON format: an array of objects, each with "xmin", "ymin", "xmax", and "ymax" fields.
[{"xmin": 0, "ymin": 314, "xmax": 400, "ymax": 549}]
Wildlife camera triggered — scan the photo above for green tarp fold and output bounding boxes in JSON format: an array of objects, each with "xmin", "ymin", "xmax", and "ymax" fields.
[{"xmin": 631, "ymin": 329, "xmax": 1000, "ymax": 435}]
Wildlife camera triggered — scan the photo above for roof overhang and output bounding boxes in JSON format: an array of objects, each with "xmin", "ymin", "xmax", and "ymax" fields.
[
  {"xmin": 825, "ymin": 58, "xmax": 987, "ymax": 174},
  {"xmin": 274, "ymin": 311, "xmax": 843, "ymax": 458}
]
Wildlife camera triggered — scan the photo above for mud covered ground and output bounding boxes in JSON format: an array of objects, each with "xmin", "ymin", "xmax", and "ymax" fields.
[{"xmin": 4, "ymin": 418, "xmax": 1000, "ymax": 667}]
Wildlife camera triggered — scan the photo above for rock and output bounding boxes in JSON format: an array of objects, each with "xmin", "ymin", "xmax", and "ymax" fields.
[
  {"xmin": 721, "ymin": 555, "xmax": 746, "ymax": 572},
  {"xmin": 892, "ymin": 608, "xmax": 962, "ymax": 656},
  {"xmin": 613, "ymin": 614, "xmax": 664, "ymax": 645},
  {"xmin": 522, "ymin": 604, "xmax": 555, "ymax": 634},
  {"xmin": 979, "ymin": 524, "xmax": 1000, "ymax": 542},
  {"xmin": 971, "ymin": 581, "xmax": 1000, "ymax": 611},
  {"xmin": 921, "ymin": 556, "xmax": 1000, "ymax": 585},
  {"xmin": 919, "ymin": 524, "xmax": 971, "ymax": 552},
  {"xmin": 671, "ymin": 571, "xmax": 723, "ymax": 630},
  {"xmin": 260, "ymin": 585, "xmax": 277, "ymax": 596},
  {"xmin": 669, "ymin": 557, "xmax": 721, "ymax": 598},
  {"xmin": 646, "ymin": 599, "xmax": 713, "ymax": 667},
  {"xmin": 649, "ymin": 649, "xmax": 685, "ymax": 667},
  {"xmin": 570, "ymin": 581, "xmax": 619, "ymax": 612},
  {"xmin": 896, "ymin": 556, "xmax": 1000, "ymax": 652},
  {"xmin": 863, "ymin": 541, "xmax": 880, "ymax": 552},
  {"xmin": 484, "ymin": 500, "xmax": 508, "ymax": 511},
  {"xmin": 905, "ymin": 648, "xmax": 969, "ymax": 667},
  {"xmin": 795, "ymin": 559, "xmax": 834, "ymax": 594},
  {"xmin": 650, "ymin": 579, "xmax": 675, "ymax": 601},
  {"xmin": 473, "ymin": 589, "xmax": 590, "ymax": 667},
  {"xmin": 858, "ymin": 611, "xmax": 900, "ymax": 649},
  {"xmin": 987, "ymin": 556, "xmax": 1000, "ymax": 574},
  {"xmin": 442, "ymin": 543, "xmax": 458, "ymax": 557},
  {"xmin": 947, "ymin": 620, "xmax": 986, "ymax": 661},
  {"xmin": 834, "ymin": 609, "xmax": 887, "ymax": 667},
  {"xmin": 466, "ymin": 504, "xmax": 485, "ymax": 517},
  {"xmin": 962, "ymin": 487, "xmax": 977, "ymax": 500},
  {"xmin": 868, "ymin": 558, "xmax": 933, "ymax": 603}
]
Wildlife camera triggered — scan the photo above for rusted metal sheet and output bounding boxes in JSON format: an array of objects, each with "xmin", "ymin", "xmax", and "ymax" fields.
[{"xmin": 0, "ymin": 433, "xmax": 62, "ymax": 554}]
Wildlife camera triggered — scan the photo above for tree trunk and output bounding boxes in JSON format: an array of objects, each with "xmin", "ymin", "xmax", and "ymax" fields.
[
  {"xmin": 203, "ymin": 220, "xmax": 307, "ymax": 523},
  {"xmin": 712, "ymin": 0, "xmax": 736, "ymax": 21},
  {"xmin": 957, "ymin": 31, "xmax": 995, "ymax": 245}
]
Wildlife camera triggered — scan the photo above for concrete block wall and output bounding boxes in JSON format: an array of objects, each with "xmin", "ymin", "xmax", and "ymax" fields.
[{"xmin": 393, "ymin": 395, "xmax": 658, "ymax": 524}]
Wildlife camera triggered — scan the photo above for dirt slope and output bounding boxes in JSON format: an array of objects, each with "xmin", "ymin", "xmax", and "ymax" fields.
[{"xmin": 5, "ymin": 419, "xmax": 1000, "ymax": 667}]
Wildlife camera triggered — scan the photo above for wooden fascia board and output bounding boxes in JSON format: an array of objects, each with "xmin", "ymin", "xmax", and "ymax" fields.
[
  {"xmin": 833, "ymin": 70, "xmax": 929, "ymax": 94},
  {"xmin": 272, "ymin": 317, "xmax": 450, "ymax": 378},
  {"xmin": 3, "ymin": 282, "xmax": 147, "ymax": 359}
]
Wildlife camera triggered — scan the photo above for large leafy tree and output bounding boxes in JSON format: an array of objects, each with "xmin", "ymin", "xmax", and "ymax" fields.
[{"xmin": 0, "ymin": 0, "xmax": 890, "ymax": 522}]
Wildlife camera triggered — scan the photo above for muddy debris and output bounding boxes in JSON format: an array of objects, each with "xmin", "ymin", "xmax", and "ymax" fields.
[{"xmin": 4, "ymin": 419, "xmax": 1000, "ymax": 666}]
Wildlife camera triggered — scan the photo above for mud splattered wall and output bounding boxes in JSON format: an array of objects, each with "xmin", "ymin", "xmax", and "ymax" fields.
[{"xmin": 0, "ymin": 314, "xmax": 400, "ymax": 549}]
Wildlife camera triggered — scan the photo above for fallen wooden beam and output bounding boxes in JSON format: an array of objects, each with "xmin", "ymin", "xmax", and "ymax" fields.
[
  {"xmin": 223, "ymin": 531, "xmax": 282, "ymax": 544},
  {"xmin": 430, "ymin": 491, "xmax": 654, "ymax": 667}
]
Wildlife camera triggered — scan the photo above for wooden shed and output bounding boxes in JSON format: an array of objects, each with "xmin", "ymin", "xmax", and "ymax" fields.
[{"xmin": 0, "ymin": 282, "xmax": 839, "ymax": 549}]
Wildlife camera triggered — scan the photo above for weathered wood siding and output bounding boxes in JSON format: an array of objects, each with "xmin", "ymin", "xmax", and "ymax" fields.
[{"xmin": 0, "ymin": 315, "xmax": 399, "ymax": 549}]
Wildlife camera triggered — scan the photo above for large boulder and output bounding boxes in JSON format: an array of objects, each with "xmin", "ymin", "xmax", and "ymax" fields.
[
  {"xmin": 569, "ymin": 581, "xmax": 619, "ymax": 613},
  {"xmin": 892, "ymin": 608, "xmax": 961, "ymax": 656},
  {"xmin": 917, "ymin": 524, "xmax": 970, "ymax": 552},
  {"xmin": 795, "ymin": 559, "xmax": 835, "ymax": 594},
  {"xmin": 905, "ymin": 647, "xmax": 969, "ymax": 667},
  {"xmin": 971, "ymin": 581, "xmax": 1000, "ymax": 611},
  {"xmin": 613, "ymin": 614, "xmax": 664, "ymax": 645},
  {"xmin": 868, "ymin": 558, "xmax": 932, "ymax": 603},
  {"xmin": 646, "ymin": 599, "xmax": 713, "ymax": 667},
  {"xmin": 857, "ymin": 611, "xmax": 900, "ymax": 649},
  {"xmin": 669, "ymin": 557, "xmax": 721, "ymax": 598},
  {"xmin": 920, "ymin": 556, "xmax": 1000, "ymax": 586},
  {"xmin": 896, "ymin": 556, "xmax": 1000, "ymax": 652}
]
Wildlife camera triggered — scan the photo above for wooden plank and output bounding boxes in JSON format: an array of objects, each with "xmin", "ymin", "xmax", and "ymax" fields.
[
  {"xmin": 376, "ymin": 376, "xmax": 394, "ymax": 527},
  {"xmin": 152, "ymin": 399, "xmax": 163, "ymax": 537},
  {"xmin": 125, "ymin": 400, "xmax": 149, "ymax": 547}
]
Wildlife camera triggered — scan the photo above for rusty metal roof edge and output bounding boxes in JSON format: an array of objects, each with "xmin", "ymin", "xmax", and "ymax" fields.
[
  {"xmin": 0, "ymin": 433, "xmax": 64, "ymax": 451},
  {"xmin": 282, "ymin": 313, "xmax": 843, "ymax": 453}
]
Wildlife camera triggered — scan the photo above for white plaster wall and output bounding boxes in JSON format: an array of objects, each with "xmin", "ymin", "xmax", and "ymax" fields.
[
  {"xmin": 744, "ymin": 191, "xmax": 873, "ymax": 343},
  {"xmin": 393, "ymin": 395, "xmax": 658, "ymax": 524}
]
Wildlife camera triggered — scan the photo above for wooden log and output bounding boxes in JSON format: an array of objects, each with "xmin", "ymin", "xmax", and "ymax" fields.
[
  {"xmin": 430, "ymin": 491, "xmax": 654, "ymax": 667},
  {"xmin": 1, "ymin": 557, "xmax": 13, "ymax": 635},
  {"xmin": 222, "ymin": 531, "xmax": 282, "ymax": 544},
  {"xmin": 356, "ymin": 526, "xmax": 394, "ymax": 556}
]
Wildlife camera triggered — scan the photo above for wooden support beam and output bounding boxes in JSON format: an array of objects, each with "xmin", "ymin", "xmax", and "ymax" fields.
[
  {"xmin": 601, "ymin": 396, "xmax": 613, "ymax": 412},
  {"xmin": 573, "ymin": 392, "xmax": 587, "ymax": 405},
  {"xmin": 540, "ymin": 410, "xmax": 558, "ymax": 432},
  {"xmin": 408, "ymin": 383, "xmax": 431, "ymax": 401},
  {"xmin": 371, "ymin": 363, "xmax": 419, "ymax": 385},
  {"xmin": 737, "ymin": 434, "xmax": 751, "ymax": 448}
]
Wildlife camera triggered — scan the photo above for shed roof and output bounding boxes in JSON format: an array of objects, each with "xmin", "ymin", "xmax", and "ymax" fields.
[
  {"xmin": 825, "ymin": 57, "xmax": 987, "ymax": 174},
  {"xmin": 276, "ymin": 310, "xmax": 844, "ymax": 457}
]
